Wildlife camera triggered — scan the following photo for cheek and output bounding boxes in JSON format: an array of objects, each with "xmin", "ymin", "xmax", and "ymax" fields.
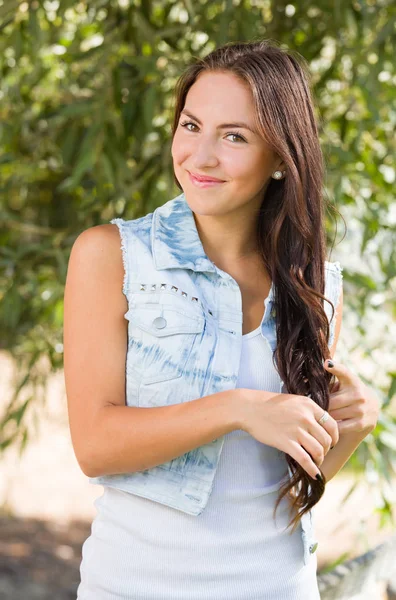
[
  {"xmin": 171, "ymin": 133, "xmax": 190, "ymax": 165},
  {"xmin": 170, "ymin": 135, "xmax": 179, "ymax": 160},
  {"xmin": 226, "ymin": 153, "xmax": 270, "ymax": 182},
  {"xmin": 250, "ymin": 151, "xmax": 275, "ymax": 182}
]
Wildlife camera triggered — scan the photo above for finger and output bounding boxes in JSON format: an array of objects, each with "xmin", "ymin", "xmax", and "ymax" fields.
[
  {"xmin": 288, "ymin": 440, "xmax": 322, "ymax": 480},
  {"xmin": 329, "ymin": 405, "xmax": 361, "ymax": 421},
  {"xmin": 328, "ymin": 391, "xmax": 356, "ymax": 410},
  {"xmin": 298, "ymin": 429, "xmax": 329, "ymax": 465},
  {"xmin": 313, "ymin": 410, "xmax": 339, "ymax": 447},
  {"xmin": 329, "ymin": 380, "xmax": 341, "ymax": 394},
  {"xmin": 329, "ymin": 388, "xmax": 345, "ymax": 400},
  {"xmin": 324, "ymin": 359, "xmax": 358, "ymax": 387},
  {"xmin": 337, "ymin": 418, "xmax": 367, "ymax": 435},
  {"xmin": 305, "ymin": 422, "xmax": 333, "ymax": 455}
]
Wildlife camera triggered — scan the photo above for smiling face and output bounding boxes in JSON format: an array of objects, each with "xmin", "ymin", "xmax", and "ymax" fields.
[{"xmin": 171, "ymin": 70, "xmax": 285, "ymax": 218}]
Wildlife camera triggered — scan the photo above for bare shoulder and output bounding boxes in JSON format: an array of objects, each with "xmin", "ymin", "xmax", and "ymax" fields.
[
  {"xmin": 65, "ymin": 223, "xmax": 127, "ymax": 319},
  {"xmin": 70, "ymin": 223, "xmax": 123, "ymax": 268}
]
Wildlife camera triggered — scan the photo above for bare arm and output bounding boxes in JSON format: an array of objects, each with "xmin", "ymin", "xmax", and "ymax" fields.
[
  {"xmin": 63, "ymin": 224, "xmax": 254, "ymax": 478},
  {"xmin": 85, "ymin": 390, "xmax": 249, "ymax": 477},
  {"xmin": 320, "ymin": 286, "xmax": 355, "ymax": 482},
  {"xmin": 319, "ymin": 288, "xmax": 372, "ymax": 482}
]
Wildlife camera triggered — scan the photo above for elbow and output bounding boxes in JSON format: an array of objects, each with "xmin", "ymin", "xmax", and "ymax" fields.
[
  {"xmin": 74, "ymin": 436, "xmax": 103, "ymax": 478},
  {"xmin": 71, "ymin": 412, "xmax": 106, "ymax": 478},
  {"xmin": 77, "ymin": 441, "xmax": 121, "ymax": 478},
  {"xmin": 80, "ymin": 459, "xmax": 101, "ymax": 478},
  {"xmin": 77, "ymin": 450, "xmax": 101, "ymax": 478}
]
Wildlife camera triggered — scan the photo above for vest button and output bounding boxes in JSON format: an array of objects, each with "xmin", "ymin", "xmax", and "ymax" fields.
[
  {"xmin": 152, "ymin": 317, "xmax": 167, "ymax": 329},
  {"xmin": 309, "ymin": 542, "xmax": 318, "ymax": 554}
]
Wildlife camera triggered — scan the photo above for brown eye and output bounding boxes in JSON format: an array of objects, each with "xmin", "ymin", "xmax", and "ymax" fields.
[
  {"xmin": 226, "ymin": 132, "xmax": 246, "ymax": 143},
  {"xmin": 180, "ymin": 121, "xmax": 198, "ymax": 131},
  {"xmin": 180, "ymin": 121, "xmax": 246, "ymax": 143}
]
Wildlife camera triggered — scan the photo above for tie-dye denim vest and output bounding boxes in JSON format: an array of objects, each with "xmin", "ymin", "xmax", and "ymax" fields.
[{"xmin": 89, "ymin": 192, "xmax": 343, "ymax": 565}]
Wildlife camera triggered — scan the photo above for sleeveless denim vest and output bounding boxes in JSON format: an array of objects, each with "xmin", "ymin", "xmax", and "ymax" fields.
[{"xmin": 89, "ymin": 191, "xmax": 343, "ymax": 565}]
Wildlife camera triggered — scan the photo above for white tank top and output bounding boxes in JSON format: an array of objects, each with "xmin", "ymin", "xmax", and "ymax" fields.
[{"xmin": 77, "ymin": 329, "xmax": 320, "ymax": 600}]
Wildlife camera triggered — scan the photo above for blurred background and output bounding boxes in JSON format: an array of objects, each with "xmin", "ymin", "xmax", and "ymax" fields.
[{"xmin": 0, "ymin": 0, "xmax": 395, "ymax": 599}]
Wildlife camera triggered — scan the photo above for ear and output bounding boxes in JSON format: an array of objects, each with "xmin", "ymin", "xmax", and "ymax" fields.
[{"xmin": 276, "ymin": 161, "xmax": 286, "ymax": 172}]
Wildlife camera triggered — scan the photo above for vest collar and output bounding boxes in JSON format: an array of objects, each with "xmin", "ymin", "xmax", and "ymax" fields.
[
  {"xmin": 151, "ymin": 192, "xmax": 275, "ymax": 307},
  {"xmin": 152, "ymin": 192, "xmax": 217, "ymax": 273}
]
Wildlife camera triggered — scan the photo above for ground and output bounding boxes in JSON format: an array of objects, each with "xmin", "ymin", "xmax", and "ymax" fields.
[{"xmin": 0, "ymin": 514, "xmax": 88, "ymax": 599}]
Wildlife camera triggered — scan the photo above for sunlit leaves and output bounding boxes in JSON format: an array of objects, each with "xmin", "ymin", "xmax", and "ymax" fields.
[{"xmin": 0, "ymin": 2, "xmax": 395, "ymax": 520}]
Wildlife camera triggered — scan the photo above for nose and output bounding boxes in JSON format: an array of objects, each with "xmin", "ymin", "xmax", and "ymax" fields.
[{"xmin": 191, "ymin": 136, "xmax": 219, "ymax": 168}]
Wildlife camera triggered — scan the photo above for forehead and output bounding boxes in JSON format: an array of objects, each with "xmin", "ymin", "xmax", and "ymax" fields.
[{"xmin": 185, "ymin": 71, "xmax": 255, "ymax": 112}]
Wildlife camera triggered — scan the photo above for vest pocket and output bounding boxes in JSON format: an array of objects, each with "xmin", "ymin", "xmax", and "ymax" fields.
[{"xmin": 125, "ymin": 305, "xmax": 205, "ymax": 387}]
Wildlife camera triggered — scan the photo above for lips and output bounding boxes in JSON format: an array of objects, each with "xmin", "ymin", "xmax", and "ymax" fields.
[{"xmin": 188, "ymin": 171, "xmax": 225, "ymax": 183}]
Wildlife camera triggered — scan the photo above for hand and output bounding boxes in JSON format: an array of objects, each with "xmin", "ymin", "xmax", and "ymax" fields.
[
  {"xmin": 240, "ymin": 389, "xmax": 339, "ymax": 480},
  {"xmin": 324, "ymin": 359, "xmax": 380, "ymax": 436}
]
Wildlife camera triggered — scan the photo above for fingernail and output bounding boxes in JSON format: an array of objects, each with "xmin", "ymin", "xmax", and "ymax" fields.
[
  {"xmin": 327, "ymin": 360, "xmax": 334, "ymax": 368},
  {"xmin": 330, "ymin": 446, "xmax": 334, "ymax": 450},
  {"xmin": 315, "ymin": 473, "xmax": 322, "ymax": 481}
]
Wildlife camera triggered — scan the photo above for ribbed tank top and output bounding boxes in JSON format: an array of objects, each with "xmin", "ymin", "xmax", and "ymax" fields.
[{"xmin": 77, "ymin": 328, "xmax": 320, "ymax": 600}]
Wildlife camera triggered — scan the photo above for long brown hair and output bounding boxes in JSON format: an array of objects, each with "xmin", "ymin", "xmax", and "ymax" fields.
[{"xmin": 171, "ymin": 39, "xmax": 340, "ymax": 531}]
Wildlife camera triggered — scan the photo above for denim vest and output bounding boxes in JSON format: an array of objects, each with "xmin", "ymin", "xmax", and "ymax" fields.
[{"xmin": 89, "ymin": 192, "xmax": 343, "ymax": 565}]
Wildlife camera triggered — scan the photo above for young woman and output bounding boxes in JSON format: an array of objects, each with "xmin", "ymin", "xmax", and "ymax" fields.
[{"xmin": 64, "ymin": 39, "xmax": 379, "ymax": 599}]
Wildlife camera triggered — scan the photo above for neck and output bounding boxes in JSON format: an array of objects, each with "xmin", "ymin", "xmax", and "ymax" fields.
[{"xmin": 193, "ymin": 210, "xmax": 260, "ymax": 267}]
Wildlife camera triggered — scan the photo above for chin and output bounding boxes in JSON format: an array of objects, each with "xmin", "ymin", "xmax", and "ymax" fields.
[{"xmin": 183, "ymin": 192, "xmax": 230, "ymax": 217}]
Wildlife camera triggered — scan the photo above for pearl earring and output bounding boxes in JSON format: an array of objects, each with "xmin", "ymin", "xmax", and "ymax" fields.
[{"xmin": 272, "ymin": 170, "xmax": 286, "ymax": 180}]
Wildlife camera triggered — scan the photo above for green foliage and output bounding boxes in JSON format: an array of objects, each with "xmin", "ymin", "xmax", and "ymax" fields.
[{"xmin": 0, "ymin": 0, "xmax": 395, "ymax": 523}]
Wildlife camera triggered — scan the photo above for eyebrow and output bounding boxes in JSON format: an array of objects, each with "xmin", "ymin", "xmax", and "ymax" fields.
[{"xmin": 180, "ymin": 109, "xmax": 258, "ymax": 135}]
